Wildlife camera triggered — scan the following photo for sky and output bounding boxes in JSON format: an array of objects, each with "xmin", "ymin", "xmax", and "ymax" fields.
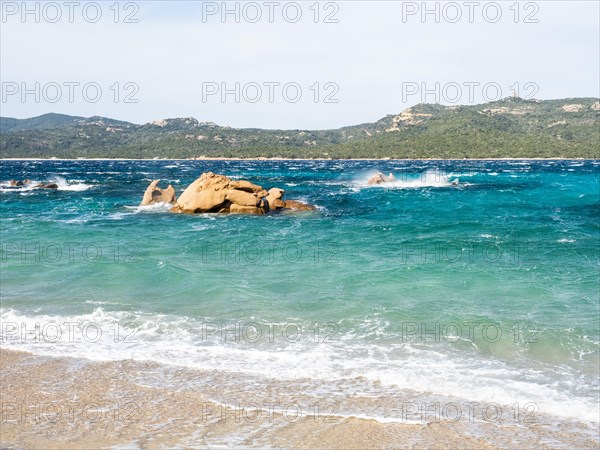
[{"xmin": 1, "ymin": 0, "xmax": 599, "ymax": 129}]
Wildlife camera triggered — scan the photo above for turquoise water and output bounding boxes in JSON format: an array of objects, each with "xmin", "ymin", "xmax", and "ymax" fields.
[{"xmin": 1, "ymin": 159, "xmax": 599, "ymax": 423}]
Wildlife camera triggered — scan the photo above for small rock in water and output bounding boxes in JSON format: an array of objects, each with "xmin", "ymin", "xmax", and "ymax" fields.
[{"xmin": 368, "ymin": 172, "xmax": 395, "ymax": 185}]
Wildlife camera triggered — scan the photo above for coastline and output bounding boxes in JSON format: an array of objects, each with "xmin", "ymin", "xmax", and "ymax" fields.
[
  {"xmin": 0, "ymin": 157, "xmax": 595, "ymax": 161},
  {"xmin": 1, "ymin": 348, "xmax": 598, "ymax": 449}
]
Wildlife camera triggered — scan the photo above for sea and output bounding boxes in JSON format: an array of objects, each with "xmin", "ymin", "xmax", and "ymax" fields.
[{"xmin": 1, "ymin": 159, "xmax": 598, "ymax": 434}]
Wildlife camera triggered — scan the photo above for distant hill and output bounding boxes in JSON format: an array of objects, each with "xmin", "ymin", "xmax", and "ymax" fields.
[
  {"xmin": 0, "ymin": 113, "xmax": 133, "ymax": 133},
  {"xmin": 0, "ymin": 113, "xmax": 85, "ymax": 132},
  {"xmin": 1, "ymin": 97, "xmax": 599, "ymax": 159}
]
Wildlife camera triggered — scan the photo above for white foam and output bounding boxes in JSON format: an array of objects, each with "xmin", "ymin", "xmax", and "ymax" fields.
[
  {"xmin": 336, "ymin": 413, "xmax": 423, "ymax": 425},
  {"xmin": 358, "ymin": 170, "xmax": 458, "ymax": 189},
  {"xmin": 0, "ymin": 176, "xmax": 92, "ymax": 192},
  {"xmin": 125, "ymin": 203, "xmax": 173, "ymax": 213},
  {"xmin": 1, "ymin": 307, "xmax": 598, "ymax": 424},
  {"xmin": 64, "ymin": 217, "xmax": 89, "ymax": 224}
]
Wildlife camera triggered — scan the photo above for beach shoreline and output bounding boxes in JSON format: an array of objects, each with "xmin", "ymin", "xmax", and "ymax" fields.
[
  {"xmin": 1, "ymin": 348, "xmax": 598, "ymax": 449},
  {"xmin": 0, "ymin": 349, "xmax": 488, "ymax": 449}
]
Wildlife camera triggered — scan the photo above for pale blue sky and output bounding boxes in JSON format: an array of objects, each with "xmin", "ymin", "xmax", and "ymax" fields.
[{"xmin": 1, "ymin": 1, "xmax": 598, "ymax": 129}]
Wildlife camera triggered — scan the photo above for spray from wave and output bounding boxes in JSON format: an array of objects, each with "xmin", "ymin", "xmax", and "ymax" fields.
[
  {"xmin": 125, "ymin": 203, "xmax": 174, "ymax": 213},
  {"xmin": 359, "ymin": 169, "xmax": 460, "ymax": 188},
  {"xmin": 0, "ymin": 176, "xmax": 92, "ymax": 192},
  {"xmin": 50, "ymin": 176, "xmax": 92, "ymax": 191}
]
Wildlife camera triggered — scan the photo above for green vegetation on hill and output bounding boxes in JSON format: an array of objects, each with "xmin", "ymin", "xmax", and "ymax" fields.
[{"xmin": 1, "ymin": 97, "xmax": 599, "ymax": 159}]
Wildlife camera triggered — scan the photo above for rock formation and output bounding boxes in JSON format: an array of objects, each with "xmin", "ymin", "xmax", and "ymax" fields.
[
  {"xmin": 169, "ymin": 172, "xmax": 232, "ymax": 213},
  {"xmin": 282, "ymin": 199, "xmax": 316, "ymax": 211},
  {"xmin": 368, "ymin": 172, "xmax": 396, "ymax": 185},
  {"xmin": 265, "ymin": 188, "xmax": 285, "ymax": 210},
  {"xmin": 7, "ymin": 179, "xmax": 57, "ymax": 189},
  {"xmin": 10, "ymin": 179, "xmax": 31, "ymax": 187},
  {"xmin": 160, "ymin": 172, "xmax": 315, "ymax": 214},
  {"xmin": 36, "ymin": 183, "xmax": 58, "ymax": 189},
  {"xmin": 264, "ymin": 188, "xmax": 315, "ymax": 211},
  {"xmin": 140, "ymin": 180, "xmax": 177, "ymax": 206}
]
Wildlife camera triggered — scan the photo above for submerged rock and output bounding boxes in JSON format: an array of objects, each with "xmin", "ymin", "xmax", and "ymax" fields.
[
  {"xmin": 282, "ymin": 200, "xmax": 316, "ymax": 211},
  {"xmin": 230, "ymin": 204, "xmax": 265, "ymax": 215},
  {"xmin": 9, "ymin": 179, "xmax": 32, "ymax": 187},
  {"xmin": 7, "ymin": 179, "xmax": 56, "ymax": 189}
]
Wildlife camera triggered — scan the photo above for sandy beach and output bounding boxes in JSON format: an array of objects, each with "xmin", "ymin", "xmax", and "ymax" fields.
[{"xmin": 1, "ymin": 349, "xmax": 598, "ymax": 449}]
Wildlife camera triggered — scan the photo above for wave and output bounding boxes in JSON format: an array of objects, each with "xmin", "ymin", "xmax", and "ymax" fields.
[
  {"xmin": 1, "ymin": 307, "xmax": 597, "ymax": 424},
  {"xmin": 124, "ymin": 203, "xmax": 174, "ymax": 213},
  {"xmin": 52, "ymin": 177, "xmax": 92, "ymax": 191},
  {"xmin": 0, "ymin": 176, "xmax": 92, "ymax": 192},
  {"xmin": 358, "ymin": 170, "xmax": 460, "ymax": 189}
]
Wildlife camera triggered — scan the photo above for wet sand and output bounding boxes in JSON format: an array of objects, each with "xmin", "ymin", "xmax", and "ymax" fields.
[{"xmin": 1, "ymin": 349, "xmax": 597, "ymax": 449}]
